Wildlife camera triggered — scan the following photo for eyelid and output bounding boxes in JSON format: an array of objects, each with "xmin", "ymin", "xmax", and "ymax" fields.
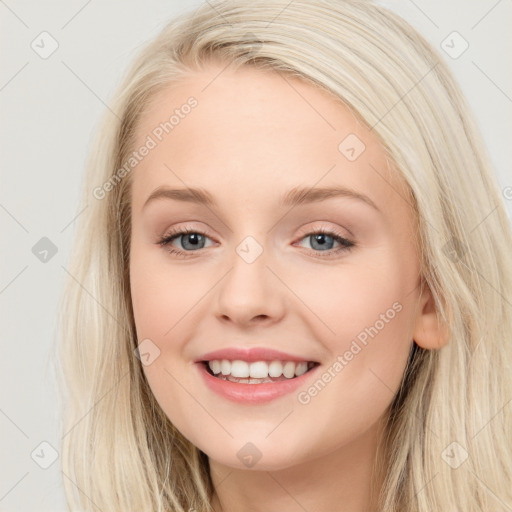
[
  {"xmin": 157, "ymin": 222, "xmax": 356, "ymax": 258},
  {"xmin": 159, "ymin": 223, "xmax": 214, "ymax": 240},
  {"xmin": 158, "ymin": 222, "xmax": 352, "ymax": 243},
  {"xmin": 294, "ymin": 222, "xmax": 352, "ymax": 241},
  {"xmin": 157, "ymin": 225, "xmax": 217, "ymax": 248}
]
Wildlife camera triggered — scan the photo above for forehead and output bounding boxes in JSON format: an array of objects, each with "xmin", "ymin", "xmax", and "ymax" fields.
[{"xmin": 130, "ymin": 61, "xmax": 412, "ymax": 219}]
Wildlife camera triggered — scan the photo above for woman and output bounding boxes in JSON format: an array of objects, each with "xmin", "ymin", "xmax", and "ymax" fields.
[{"xmin": 57, "ymin": 0, "xmax": 512, "ymax": 510}]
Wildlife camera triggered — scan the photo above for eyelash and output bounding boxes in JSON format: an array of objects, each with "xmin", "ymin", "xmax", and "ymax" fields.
[{"xmin": 156, "ymin": 226, "xmax": 355, "ymax": 259}]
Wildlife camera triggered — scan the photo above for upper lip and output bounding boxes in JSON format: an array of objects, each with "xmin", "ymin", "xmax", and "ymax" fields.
[{"xmin": 195, "ymin": 347, "xmax": 319, "ymax": 363}]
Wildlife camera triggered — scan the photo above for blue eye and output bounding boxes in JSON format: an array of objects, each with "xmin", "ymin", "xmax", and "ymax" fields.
[
  {"xmin": 157, "ymin": 227, "xmax": 213, "ymax": 257},
  {"xmin": 157, "ymin": 226, "xmax": 355, "ymax": 259},
  {"xmin": 296, "ymin": 229, "xmax": 355, "ymax": 255}
]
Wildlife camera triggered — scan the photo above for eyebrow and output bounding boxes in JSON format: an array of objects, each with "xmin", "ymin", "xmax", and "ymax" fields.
[{"xmin": 142, "ymin": 185, "xmax": 380, "ymax": 212}]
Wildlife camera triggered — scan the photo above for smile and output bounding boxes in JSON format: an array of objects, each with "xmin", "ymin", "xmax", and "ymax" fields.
[
  {"xmin": 197, "ymin": 360, "xmax": 321, "ymax": 403},
  {"xmin": 205, "ymin": 359, "xmax": 318, "ymax": 383}
]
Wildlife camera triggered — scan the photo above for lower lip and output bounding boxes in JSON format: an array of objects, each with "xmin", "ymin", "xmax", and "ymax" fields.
[{"xmin": 195, "ymin": 362, "xmax": 320, "ymax": 404}]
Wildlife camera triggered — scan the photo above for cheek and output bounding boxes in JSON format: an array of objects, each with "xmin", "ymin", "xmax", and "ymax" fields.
[
  {"xmin": 294, "ymin": 247, "xmax": 412, "ymax": 344},
  {"xmin": 291, "ymin": 250, "xmax": 415, "ymax": 413},
  {"xmin": 130, "ymin": 251, "xmax": 202, "ymax": 343},
  {"xmin": 129, "ymin": 248, "xmax": 214, "ymax": 404}
]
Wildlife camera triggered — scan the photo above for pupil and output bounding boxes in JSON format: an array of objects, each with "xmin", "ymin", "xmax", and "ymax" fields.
[
  {"xmin": 312, "ymin": 233, "xmax": 333, "ymax": 250},
  {"xmin": 184, "ymin": 233, "xmax": 203, "ymax": 248}
]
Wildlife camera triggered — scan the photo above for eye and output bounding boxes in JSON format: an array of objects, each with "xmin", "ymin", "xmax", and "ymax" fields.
[
  {"xmin": 156, "ymin": 225, "xmax": 355, "ymax": 258},
  {"xmin": 294, "ymin": 227, "xmax": 355, "ymax": 258},
  {"xmin": 157, "ymin": 227, "xmax": 215, "ymax": 258}
]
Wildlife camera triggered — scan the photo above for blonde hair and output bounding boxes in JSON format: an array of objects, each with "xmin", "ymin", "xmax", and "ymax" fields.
[{"xmin": 56, "ymin": 0, "xmax": 512, "ymax": 510}]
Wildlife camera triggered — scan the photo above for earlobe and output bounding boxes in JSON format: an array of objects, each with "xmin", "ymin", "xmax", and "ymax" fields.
[{"xmin": 412, "ymin": 286, "xmax": 450, "ymax": 350}]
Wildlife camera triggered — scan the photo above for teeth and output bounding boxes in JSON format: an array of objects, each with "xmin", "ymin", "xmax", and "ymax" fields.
[
  {"xmin": 207, "ymin": 359, "xmax": 314, "ymax": 379},
  {"xmin": 268, "ymin": 360, "xmax": 283, "ymax": 378},
  {"xmin": 283, "ymin": 361, "xmax": 296, "ymax": 378}
]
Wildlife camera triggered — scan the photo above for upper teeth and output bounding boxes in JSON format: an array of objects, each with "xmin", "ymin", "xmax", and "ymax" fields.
[{"xmin": 208, "ymin": 360, "xmax": 314, "ymax": 379}]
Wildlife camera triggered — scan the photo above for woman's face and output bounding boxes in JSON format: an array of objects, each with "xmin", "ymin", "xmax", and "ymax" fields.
[{"xmin": 129, "ymin": 61, "xmax": 436, "ymax": 471}]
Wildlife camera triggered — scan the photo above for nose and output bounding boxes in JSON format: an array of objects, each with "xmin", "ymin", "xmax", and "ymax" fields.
[{"xmin": 213, "ymin": 244, "xmax": 286, "ymax": 327}]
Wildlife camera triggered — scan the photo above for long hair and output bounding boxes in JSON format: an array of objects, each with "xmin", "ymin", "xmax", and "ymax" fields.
[{"xmin": 56, "ymin": 0, "xmax": 512, "ymax": 510}]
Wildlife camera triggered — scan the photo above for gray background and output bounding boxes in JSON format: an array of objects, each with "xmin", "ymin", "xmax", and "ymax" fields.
[{"xmin": 1, "ymin": 1, "xmax": 511, "ymax": 510}]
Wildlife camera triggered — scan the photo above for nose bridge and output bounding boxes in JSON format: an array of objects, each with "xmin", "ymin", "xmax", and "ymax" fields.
[
  {"xmin": 228, "ymin": 232, "xmax": 270, "ymax": 296},
  {"xmin": 214, "ymin": 230, "xmax": 285, "ymax": 324},
  {"xmin": 235, "ymin": 234, "xmax": 266, "ymax": 266}
]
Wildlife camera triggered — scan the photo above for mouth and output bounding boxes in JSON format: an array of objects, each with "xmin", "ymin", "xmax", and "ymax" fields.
[{"xmin": 201, "ymin": 359, "xmax": 320, "ymax": 384}]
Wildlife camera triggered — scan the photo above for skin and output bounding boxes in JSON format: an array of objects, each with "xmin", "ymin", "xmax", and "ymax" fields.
[{"xmin": 129, "ymin": 60, "xmax": 448, "ymax": 512}]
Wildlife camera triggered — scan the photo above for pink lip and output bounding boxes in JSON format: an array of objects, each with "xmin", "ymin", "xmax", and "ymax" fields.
[
  {"xmin": 195, "ymin": 347, "xmax": 317, "ymax": 363},
  {"xmin": 195, "ymin": 361, "xmax": 320, "ymax": 404}
]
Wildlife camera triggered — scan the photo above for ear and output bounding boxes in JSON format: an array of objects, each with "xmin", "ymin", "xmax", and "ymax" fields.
[{"xmin": 412, "ymin": 283, "xmax": 450, "ymax": 350}]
